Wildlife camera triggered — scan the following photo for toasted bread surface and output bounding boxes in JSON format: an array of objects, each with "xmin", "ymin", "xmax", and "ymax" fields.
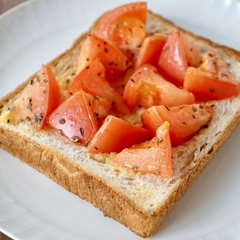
[{"xmin": 0, "ymin": 10, "xmax": 240, "ymax": 238}]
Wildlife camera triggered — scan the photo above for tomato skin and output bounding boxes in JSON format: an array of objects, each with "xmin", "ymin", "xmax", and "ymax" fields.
[
  {"xmin": 112, "ymin": 121, "xmax": 173, "ymax": 177},
  {"xmin": 141, "ymin": 104, "xmax": 213, "ymax": 146},
  {"xmin": 69, "ymin": 58, "xmax": 130, "ymax": 114},
  {"xmin": 158, "ymin": 30, "xmax": 200, "ymax": 87},
  {"xmin": 87, "ymin": 115, "xmax": 150, "ymax": 153},
  {"xmin": 11, "ymin": 64, "xmax": 61, "ymax": 129},
  {"xmin": 123, "ymin": 64, "xmax": 195, "ymax": 111},
  {"xmin": 184, "ymin": 49, "xmax": 239, "ymax": 101},
  {"xmin": 134, "ymin": 34, "xmax": 167, "ymax": 71},
  {"xmin": 94, "ymin": 2, "xmax": 147, "ymax": 49},
  {"xmin": 47, "ymin": 90, "xmax": 98, "ymax": 145},
  {"xmin": 77, "ymin": 34, "xmax": 132, "ymax": 82}
]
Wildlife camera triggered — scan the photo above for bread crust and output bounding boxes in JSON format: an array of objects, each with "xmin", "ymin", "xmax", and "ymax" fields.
[{"xmin": 0, "ymin": 10, "xmax": 240, "ymax": 238}]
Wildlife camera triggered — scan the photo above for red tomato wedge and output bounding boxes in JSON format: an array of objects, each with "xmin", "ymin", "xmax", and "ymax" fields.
[
  {"xmin": 87, "ymin": 115, "xmax": 150, "ymax": 153},
  {"xmin": 76, "ymin": 34, "xmax": 132, "ymax": 82},
  {"xmin": 94, "ymin": 2, "xmax": 147, "ymax": 49},
  {"xmin": 69, "ymin": 58, "xmax": 130, "ymax": 114},
  {"xmin": 134, "ymin": 34, "xmax": 167, "ymax": 70},
  {"xmin": 123, "ymin": 64, "xmax": 195, "ymax": 111},
  {"xmin": 47, "ymin": 90, "xmax": 98, "ymax": 145},
  {"xmin": 158, "ymin": 30, "xmax": 200, "ymax": 86},
  {"xmin": 11, "ymin": 64, "xmax": 61, "ymax": 129},
  {"xmin": 141, "ymin": 104, "xmax": 213, "ymax": 146},
  {"xmin": 112, "ymin": 121, "xmax": 173, "ymax": 177},
  {"xmin": 184, "ymin": 48, "xmax": 239, "ymax": 101}
]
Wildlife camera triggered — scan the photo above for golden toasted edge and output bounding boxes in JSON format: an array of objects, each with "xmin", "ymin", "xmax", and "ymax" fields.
[{"xmin": 0, "ymin": 9, "xmax": 240, "ymax": 238}]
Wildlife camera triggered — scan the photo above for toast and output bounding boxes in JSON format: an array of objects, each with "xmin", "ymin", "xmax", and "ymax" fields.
[{"xmin": 0, "ymin": 5, "xmax": 240, "ymax": 239}]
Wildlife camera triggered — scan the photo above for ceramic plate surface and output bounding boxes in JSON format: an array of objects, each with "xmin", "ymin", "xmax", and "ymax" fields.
[{"xmin": 0, "ymin": 0, "xmax": 240, "ymax": 239}]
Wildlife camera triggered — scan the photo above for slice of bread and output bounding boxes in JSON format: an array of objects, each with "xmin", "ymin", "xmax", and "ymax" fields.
[{"xmin": 0, "ymin": 10, "xmax": 240, "ymax": 238}]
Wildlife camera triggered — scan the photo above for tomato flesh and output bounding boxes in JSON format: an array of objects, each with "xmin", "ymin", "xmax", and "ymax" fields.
[
  {"xmin": 141, "ymin": 104, "xmax": 213, "ymax": 146},
  {"xmin": 112, "ymin": 121, "xmax": 173, "ymax": 177},
  {"xmin": 76, "ymin": 34, "xmax": 132, "ymax": 82},
  {"xmin": 87, "ymin": 115, "xmax": 150, "ymax": 153},
  {"xmin": 94, "ymin": 2, "xmax": 147, "ymax": 49},
  {"xmin": 47, "ymin": 90, "xmax": 98, "ymax": 145},
  {"xmin": 123, "ymin": 64, "xmax": 195, "ymax": 111},
  {"xmin": 11, "ymin": 64, "xmax": 61, "ymax": 129},
  {"xmin": 69, "ymin": 58, "xmax": 130, "ymax": 114},
  {"xmin": 158, "ymin": 30, "xmax": 200, "ymax": 87},
  {"xmin": 134, "ymin": 34, "xmax": 167, "ymax": 70},
  {"xmin": 184, "ymin": 48, "xmax": 239, "ymax": 101}
]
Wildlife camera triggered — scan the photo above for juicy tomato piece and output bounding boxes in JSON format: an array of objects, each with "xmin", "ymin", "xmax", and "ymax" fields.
[
  {"xmin": 134, "ymin": 34, "xmax": 167, "ymax": 71},
  {"xmin": 69, "ymin": 58, "xmax": 129, "ymax": 114},
  {"xmin": 76, "ymin": 34, "xmax": 132, "ymax": 81},
  {"xmin": 112, "ymin": 121, "xmax": 173, "ymax": 177},
  {"xmin": 184, "ymin": 48, "xmax": 240, "ymax": 101},
  {"xmin": 141, "ymin": 104, "xmax": 213, "ymax": 146},
  {"xmin": 11, "ymin": 64, "xmax": 61, "ymax": 129},
  {"xmin": 47, "ymin": 90, "xmax": 98, "ymax": 145},
  {"xmin": 94, "ymin": 2, "xmax": 147, "ymax": 49},
  {"xmin": 158, "ymin": 30, "xmax": 200, "ymax": 86},
  {"xmin": 87, "ymin": 115, "xmax": 150, "ymax": 153},
  {"xmin": 123, "ymin": 64, "xmax": 195, "ymax": 111}
]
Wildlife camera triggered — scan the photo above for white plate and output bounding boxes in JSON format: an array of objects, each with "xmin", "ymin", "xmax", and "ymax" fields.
[{"xmin": 0, "ymin": 0, "xmax": 240, "ymax": 239}]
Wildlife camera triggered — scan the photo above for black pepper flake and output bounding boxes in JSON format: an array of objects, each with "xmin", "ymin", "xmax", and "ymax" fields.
[
  {"xmin": 192, "ymin": 106, "xmax": 197, "ymax": 112},
  {"xmin": 72, "ymin": 136, "xmax": 82, "ymax": 143},
  {"xmin": 182, "ymin": 122, "xmax": 187, "ymax": 125},
  {"xmin": 125, "ymin": 59, "xmax": 129, "ymax": 66},
  {"xmin": 43, "ymin": 79, "xmax": 48, "ymax": 83},
  {"xmin": 104, "ymin": 47, "xmax": 109, "ymax": 53},
  {"xmin": 7, "ymin": 119, "xmax": 10, "ymax": 123},
  {"xmin": 132, "ymin": 165, "xmax": 139, "ymax": 170},
  {"xmin": 86, "ymin": 66, "xmax": 90, "ymax": 70},
  {"xmin": 129, "ymin": 28, "xmax": 133, "ymax": 34},
  {"xmin": 26, "ymin": 103, "xmax": 32, "ymax": 111},
  {"xmin": 95, "ymin": 146, "xmax": 99, "ymax": 150},
  {"xmin": 192, "ymin": 114, "xmax": 196, "ymax": 119},
  {"xmin": 163, "ymin": 45, "xmax": 170, "ymax": 51},
  {"xmin": 30, "ymin": 79, "xmax": 34, "ymax": 85},
  {"xmin": 59, "ymin": 118, "xmax": 65, "ymax": 124},
  {"xmin": 130, "ymin": 78, "xmax": 135, "ymax": 83},
  {"xmin": 42, "ymin": 90, "xmax": 46, "ymax": 94},
  {"xmin": 111, "ymin": 101, "xmax": 115, "ymax": 107},
  {"xmin": 25, "ymin": 116, "xmax": 31, "ymax": 121},
  {"xmin": 97, "ymin": 72, "xmax": 101, "ymax": 76},
  {"xmin": 164, "ymin": 106, "xmax": 170, "ymax": 111},
  {"xmin": 88, "ymin": 100, "xmax": 92, "ymax": 106},
  {"xmin": 199, "ymin": 104, "xmax": 204, "ymax": 109},
  {"xmin": 33, "ymin": 113, "xmax": 43, "ymax": 123},
  {"xmin": 95, "ymin": 112, "xmax": 99, "ymax": 117},
  {"xmin": 157, "ymin": 139, "xmax": 163, "ymax": 146},
  {"xmin": 209, "ymin": 87, "xmax": 215, "ymax": 93},
  {"xmin": 80, "ymin": 127, "xmax": 84, "ymax": 136}
]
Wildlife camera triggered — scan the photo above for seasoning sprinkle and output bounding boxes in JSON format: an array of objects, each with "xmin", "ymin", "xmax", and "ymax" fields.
[{"xmin": 80, "ymin": 127, "xmax": 84, "ymax": 136}]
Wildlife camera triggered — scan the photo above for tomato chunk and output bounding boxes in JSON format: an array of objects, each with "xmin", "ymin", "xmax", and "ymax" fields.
[
  {"xmin": 76, "ymin": 34, "xmax": 132, "ymax": 82},
  {"xmin": 134, "ymin": 34, "xmax": 167, "ymax": 71},
  {"xmin": 94, "ymin": 2, "xmax": 147, "ymax": 49},
  {"xmin": 87, "ymin": 115, "xmax": 150, "ymax": 153},
  {"xmin": 112, "ymin": 121, "xmax": 173, "ymax": 177},
  {"xmin": 123, "ymin": 64, "xmax": 195, "ymax": 111},
  {"xmin": 69, "ymin": 58, "xmax": 129, "ymax": 114},
  {"xmin": 47, "ymin": 90, "xmax": 98, "ymax": 145},
  {"xmin": 158, "ymin": 30, "xmax": 200, "ymax": 86},
  {"xmin": 11, "ymin": 64, "xmax": 61, "ymax": 129},
  {"xmin": 142, "ymin": 104, "xmax": 213, "ymax": 146},
  {"xmin": 184, "ymin": 48, "xmax": 239, "ymax": 101}
]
